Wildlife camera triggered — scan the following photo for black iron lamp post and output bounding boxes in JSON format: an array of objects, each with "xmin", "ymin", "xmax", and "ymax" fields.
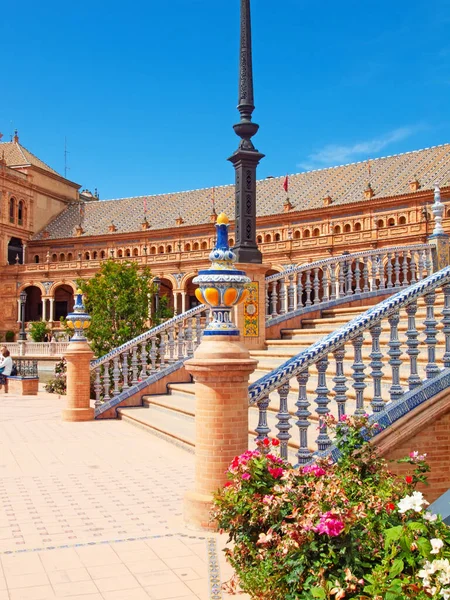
[
  {"xmin": 228, "ymin": 0, "xmax": 264, "ymax": 264},
  {"xmin": 153, "ymin": 276, "xmax": 161, "ymax": 314},
  {"xmin": 19, "ymin": 291, "xmax": 27, "ymax": 341}
]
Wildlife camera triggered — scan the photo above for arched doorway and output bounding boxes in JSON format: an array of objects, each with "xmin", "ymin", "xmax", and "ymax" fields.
[
  {"xmin": 53, "ymin": 285, "xmax": 75, "ymax": 320},
  {"xmin": 24, "ymin": 286, "xmax": 42, "ymax": 322},
  {"xmin": 8, "ymin": 237, "xmax": 23, "ymax": 264},
  {"xmin": 184, "ymin": 276, "xmax": 200, "ymax": 310}
]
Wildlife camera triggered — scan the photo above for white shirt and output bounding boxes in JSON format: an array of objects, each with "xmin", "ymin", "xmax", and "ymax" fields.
[{"xmin": 1, "ymin": 356, "xmax": 13, "ymax": 376}]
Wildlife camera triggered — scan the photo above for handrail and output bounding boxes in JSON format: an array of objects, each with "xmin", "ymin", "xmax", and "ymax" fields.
[
  {"xmin": 90, "ymin": 304, "xmax": 208, "ymax": 369},
  {"xmin": 265, "ymin": 243, "xmax": 432, "ymax": 283},
  {"xmin": 250, "ymin": 265, "xmax": 450, "ymax": 405}
]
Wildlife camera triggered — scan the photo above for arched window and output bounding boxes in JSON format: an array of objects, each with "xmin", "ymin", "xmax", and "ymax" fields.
[
  {"xmin": 265, "ymin": 234, "xmax": 272, "ymax": 243},
  {"xmin": 158, "ymin": 246, "xmax": 164, "ymax": 254},
  {"xmin": 303, "ymin": 229, "xmax": 310, "ymax": 239},
  {"xmin": 377, "ymin": 219, "xmax": 385, "ymax": 229},
  {"xmin": 354, "ymin": 222, "xmax": 362, "ymax": 232},
  {"xmin": 93, "ymin": 251, "xmax": 98, "ymax": 259},
  {"xmin": 100, "ymin": 250, "xmax": 106, "ymax": 259},
  {"xmin": 344, "ymin": 224, "xmax": 351, "ymax": 233},
  {"xmin": 34, "ymin": 255, "xmax": 40, "ymax": 264},
  {"xmin": 117, "ymin": 249, "xmax": 123, "ymax": 257},
  {"xmin": 9, "ymin": 197, "xmax": 15, "ymax": 223},
  {"xmin": 18, "ymin": 201, "xmax": 24, "ymax": 226},
  {"xmin": 388, "ymin": 217, "xmax": 395, "ymax": 227},
  {"xmin": 67, "ymin": 252, "xmax": 73, "ymax": 260},
  {"xmin": 294, "ymin": 230, "xmax": 301, "ymax": 239},
  {"xmin": 334, "ymin": 225, "xmax": 341, "ymax": 234},
  {"xmin": 167, "ymin": 245, "xmax": 173, "ymax": 253},
  {"xmin": 193, "ymin": 242, "xmax": 199, "ymax": 250},
  {"xmin": 85, "ymin": 252, "xmax": 90, "ymax": 260},
  {"xmin": 229, "ymin": 238, "xmax": 234, "ymax": 246},
  {"xmin": 150, "ymin": 246, "xmax": 156, "ymax": 255},
  {"xmin": 52, "ymin": 253, "xmax": 57, "ymax": 262},
  {"xmin": 126, "ymin": 249, "xmax": 131, "ymax": 257},
  {"xmin": 185, "ymin": 243, "xmax": 191, "ymax": 252},
  {"xmin": 275, "ymin": 233, "xmax": 281, "ymax": 242},
  {"xmin": 133, "ymin": 248, "xmax": 139, "ymax": 256},
  {"xmin": 201, "ymin": 241, "xmax": 207, "ymax": 250},
  {"xmin": 59, "ymin": 253, "xmax": 65, "ymax": 262},
  {"xmin": 313, "ymin": 228, "xmax": 320, "ymax": 237},
  {"xmin": 257, "ymin": 235, "xmax": 263, "ymax": 244},
  {"xmin": 399, "ymin": 216, "xmax": 406, "ymax": 225}
]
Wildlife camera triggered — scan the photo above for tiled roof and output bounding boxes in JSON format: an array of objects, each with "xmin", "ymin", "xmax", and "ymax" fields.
[
  {"xmin": 33, "ymin": 144, "xmax": 450, "ymax": 241},
  {"xmin": 0, "ymin": 140, "xmax": 60, "ymax": 176}
]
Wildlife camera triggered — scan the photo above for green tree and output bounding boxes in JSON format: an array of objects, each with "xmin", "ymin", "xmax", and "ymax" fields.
[
  {"xmin": 79, "ymin": 260, "xmax": 160, "ymax": 357},
  {"xmin": 29, "ymin": 321, "xmax": 50, "ymax": 342}
]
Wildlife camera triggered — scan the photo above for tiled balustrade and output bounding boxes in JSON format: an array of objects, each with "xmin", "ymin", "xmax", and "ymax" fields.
[
  {"xmin": 265, "ymin": 243, "xmax": 433, "ymax": 322},
  {"xmin": 91, "ymin": 306, "xmax": 208, "ymax": 408},
  {"xmin": 251, "ymin": 265, "xmax": 450, "ymax": 463}
]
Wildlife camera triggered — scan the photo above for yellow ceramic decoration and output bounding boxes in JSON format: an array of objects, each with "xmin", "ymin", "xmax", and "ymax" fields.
[
  {"xmin": 237, "ymin": 288, "xmax": 249, "ymax": 305},
  {"xmin": 223, "ymin": 288, "xmax": 238, "ymax": 306},
  {"xmin": 216, "ymin": 212, "xmax": 229, "ymax": 225},
  {"xmin": 195, "ymin": 288, "xmax": 205, "ymax": 304},
  {"xmin": 203, "ymin": 287, "xmax": 220, "ymax": 306}
]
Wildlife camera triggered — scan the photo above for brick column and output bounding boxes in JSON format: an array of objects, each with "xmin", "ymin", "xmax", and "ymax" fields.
[
  {"xmin": 235, "ymin": 262, "xmax": 270, "ymax": 350},
  {"xmin": 184, "ymin": 335, "xmax": 257, "ymax": 529},
  {"xmin": 62, "ymin": 341, "xmax": 94, "ymax": 422}
]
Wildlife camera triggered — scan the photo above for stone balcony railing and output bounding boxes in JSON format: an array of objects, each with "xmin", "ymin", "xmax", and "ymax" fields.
[{"xmin": 6, "ymin": 341, "xmax": 69, "ymax": 357}]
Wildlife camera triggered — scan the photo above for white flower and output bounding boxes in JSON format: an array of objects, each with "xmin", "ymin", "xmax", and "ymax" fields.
[
  {"xmin": 424, "ymin": 512, "xmax": 438, "ymax": 522},
  {"xmin": 397, "ymin": 491, "xmax": 429, "ymax": 514},
  {"xmin": 431, "ymin": 539, "xmax": 444, "ymax": 554}
]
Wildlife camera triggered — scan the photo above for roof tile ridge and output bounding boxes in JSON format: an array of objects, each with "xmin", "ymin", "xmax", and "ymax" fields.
[
  {"xmin": 18, "ymin": 143, "xmax": 59, "ymax": 175},
  {"xmin": 103, "ymin": 181, "xmax": 235, "ymax": 202}
]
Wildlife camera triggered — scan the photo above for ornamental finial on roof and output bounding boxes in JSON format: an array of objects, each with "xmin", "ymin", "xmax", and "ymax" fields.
[{"xmin": 13, "ymin": 130, "xmax": 19, "ymax": 144}]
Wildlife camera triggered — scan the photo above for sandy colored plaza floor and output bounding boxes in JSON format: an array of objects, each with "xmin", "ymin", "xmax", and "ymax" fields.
[{"xmin": 0, "ymin": 388, "xmax": 242, "ymax": 600}]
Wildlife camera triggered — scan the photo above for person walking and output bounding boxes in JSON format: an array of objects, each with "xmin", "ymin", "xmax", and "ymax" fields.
[{"xmin": 0, "ymin": 348, "xmax": 13, "ymax": 392}]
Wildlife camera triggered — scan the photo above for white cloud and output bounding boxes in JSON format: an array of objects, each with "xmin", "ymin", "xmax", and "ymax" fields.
[{"xmin": 298, "ymin": 127, "xmax": 417, "ymax": 170}]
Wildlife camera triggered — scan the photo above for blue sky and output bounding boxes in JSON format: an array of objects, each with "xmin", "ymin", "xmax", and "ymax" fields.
[{"xmin": 1, "ymin": 0, "xmax": 449, "ymax": 200}]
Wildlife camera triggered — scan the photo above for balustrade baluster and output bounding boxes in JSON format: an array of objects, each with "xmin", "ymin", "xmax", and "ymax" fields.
[
  {"xmin": 442, "ymin": 285, "xmax": 450, "ymax": 368},
  {"xmin": 426, "ymin": 248, "xmax": 432, "ymax": 275},
  {"xmin": 287, "ymin": 274, "xmax": 295, "ymax": 313},
  {"xmin": 103, "ymin": 360, "xmax": 111, "ymax": 401},
  {"xmin": 354, "ymin": 260, "xmax": 361, "ymax": 294},
  {"xmin": 405, "ymin": 302, "xmax": 421, "ymax": 389},
  {"xmin": 378, "ymin": 256, "xmax": 386, "ymax": 290},
  {"xmin": 401, "ymin": 251, "xmax": 409, "ymax": 286},
  {"xmin": 150, "ymin": 337, "xmax": 157, "ymax": 372},
  {"xmin": 271, "ymin": 281, "xmax": 278, "ymax": 317},
  {"xmin": 394, "ymin": 251, "xmax": 401, "ymax": 287},
  {"xmin": 314, "ymin": 357, "xmax": 331, "ymax": 451},
  {"xmin": 322, "ymin": 267, "xmax": 329, "ymax": 301},
  {"xmin": 131, "ymin": 346, "xmax": 139, "ymax": 385},
  {"xmin": 113, "ymin": 356, "xmax": 120, "ymax": 396},
  {"xmin": 122, "ymin": 350, "xmax": 129, "ymax": 389},
  {"xmin": 363, "ymin": 256, "xmax": 370, "ymax": 292},
  {"xmin": 265, "ymin": 284, "xmax": 270, "ymax": 317},
  {"xmin": 313, "ymin": 268, "xmax": 320, "ymax": 304},
  {"xmin": 332, "ymin": 347, "xmax": 348, "ymax": 420},
  {"xmin": 330, "ymin": 262, "xmax": 337, "ymax": 300},
  {"xmin": 388, "ymin": 310, "xmax": 403, "ymax": 401},
  {"xmin": 159, "ymin": 333, "xmax": 166, "ymax": 369},
  {"xmin": 371, "ymin": 258, "xmax": 378, "ymax": 291},
  {"xmin": 351, "ymin": 334, "xmax": 366, "ymax": 414},
  {"xmin": 140, "ymin": 342, "xmax": 148, "ymax": 377},
  {"xmin": 167, "ymin": 325, "xmax": 175, "ymax": 363},
  {"xmin": 418, "ymin": 250, "xmax": 424, "ymax": 280},
  {"xmin": 338, "ymin": 262, "xmax": 345, "ymax": 298},
  {"xmin": 279, "ymin": 280, "xmax": 287, "ymax": 315},
  {"xmin": 386, "ymin": 252, "xmax": 393, "ymax": 288},
  {"xmin": 178, "ymin": 326, "xmax": 185, "ymax": 359},
  {"xmin": 369, "ymin": 324, "xmax": 384, "ymax": 412},
  {"xmin": 346, "ymin": 259, "xmax": 353, "ymax": 296},
  {"xmin": 296, "ymin": 274, "xmax": 304, "ymax": 308},
  {"xmin": 305, "ymin": 270, "xmax": 312, "ymax": 306},
  {"xmin": 186, "ymin": 318, "xmax": 194, "ymax": 357},
  {"xmin": 410, "ymin": 250, "xmax": 417, "ymax": 284},
  {"xmin": 276, "ymin": 383, "xmax": 291, "ymax": 460},
  {"xmin": 255, "ymin": 395, "xmax": 271, "ymax": 445},
  {"xmin": 424, "ymin": 291, "xmax": 439, "ymax": 379},
  {"xmin": 94, "ymin": 367, "xmax": 102, "ymax": 408},
  {"xmin": 195, "ymin": 314, "xmax": 202, "ymax": 347},
  {"xmin": 295, "ymin": 369, "xmax": 311, "ymax": 465}
]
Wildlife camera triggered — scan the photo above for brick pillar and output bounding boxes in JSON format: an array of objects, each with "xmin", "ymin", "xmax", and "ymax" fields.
[
  {"xmin": 62, "ymin": 341, "xmax": 94, "ymax": 422},
  {"xmin": 184, "ymin": 335, "xmax": 257, "ymax": 529},
  {"xmin": 235, "ymin": 262, "xmax": 270, "ymax": 350}
]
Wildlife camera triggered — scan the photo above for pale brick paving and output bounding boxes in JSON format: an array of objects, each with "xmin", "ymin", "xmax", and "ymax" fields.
[{"xmin": 0, "ymin": 389, "xmax": 246, "ymax": 600}]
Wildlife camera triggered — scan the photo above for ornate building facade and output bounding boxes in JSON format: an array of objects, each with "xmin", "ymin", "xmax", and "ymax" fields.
[{"xmin": 1, "ymin": 135, "xmax": 449, "ymax": 338}]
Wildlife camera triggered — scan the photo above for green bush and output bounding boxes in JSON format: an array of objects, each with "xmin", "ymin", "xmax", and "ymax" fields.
[
  {"xmin": 29, "ymin": 321, "xmax": 50, "ymax": 342},
  {"xmin": 5, "ymin": 330, "xmax": 15, "ymax": 342}
]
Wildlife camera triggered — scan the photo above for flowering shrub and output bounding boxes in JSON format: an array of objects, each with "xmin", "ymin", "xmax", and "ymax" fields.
[{"xmin": 213, "ymin": 415, "xmax": 450, "ymax": 599}]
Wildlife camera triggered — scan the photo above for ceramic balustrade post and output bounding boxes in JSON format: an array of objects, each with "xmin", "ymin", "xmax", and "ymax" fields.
[
  {"xmin": 405, "ymin": 301, "xmax": 421, "ymax": 390},
  {"xmin": 295, "ymin": 369, "xmax": 312, "ymax": 464},
  {"xmin": 186, "ymin": 318, "xmax": 194, "ymax": 357},
  {"xmin": 387, "ymin": 310, "xmax": 403, "ymax": 401},
  {"xmin": 150, "ymin": 337, "xmax": 157, "ymax": 371},
  {"xmin": 418, "ymin": 251, "xmax": 425, "ymax": 280},
  {"xmin": 195, "ymin": 314, "xmax": 203, "ymax": 347},
  {"xmin": 369, "ymin": 324, "xmax": 384, "ymax": 412},
  {"xmin": 410, "ymin": 251, "xmax": 417, "ymax": 284},
  {"xmin": 131, "ymin": 346, "xmax": 139, "ymax": 385},
  {"xmin": 296, "ymin": 274, "xmax": 304, "ymax": 307},
  {"xmin": 330, "ymin": 263, "xmax": 337, "ymax": 300},
  {"xmin": 287, "ymin": 274, "xmax": 295, "ymax": 313},
  {"xmin": 279, "ymin": 279, "xmax": 287, "ymax": 315},
  {"xmin": 314, "ymin": 357, "xmax": 331, "ymax": 451},
  {"xmin": 177, "ymin": 326, "xmax": 185, "ymax": 359},
  {"xmin": 378, "ymin": 256, "xmax": 386, "ymax": 289},
  {"xmin": 401, "ymin": 251, "xmax": 409, "ymax": 286},
  {"xmin": 271, "ymin": 281, "xmax": 278, "ymax": 317},
  {"xmin": 122, "ymin": 350, "xmax": 129, "ymax": 390},
  {"xmin": 140, "ymin": 342, "xmax": 148, "ymax": 377},
  {"xmin": 363, "ymin": 256, "xmax": 370, "ymax": 292},
  {"xmin": 441, "ymin": 285, "xmax": 450, "ymax": 368},
  {"xmin": 322, "ymin": 267, "xmax": 329, "ymax": 301},
  {"xmin": 94, "ymin": 368, "xmax": 102, "ymax": 409},
  {"xmin": 112, "ymin": 356, "xmax": 120, "ymax": 395},
  {"xmin": 394, "ymin": 251, "xmax": 401, "ymax": 287},
  {"xmin": 346, "ymin": 259, "xmax": 353, "ymax": 296},
  {"xmin": 103, "ymin": 360, "xmax": 111, "ymax": 401},
  {"xmin": 351, "ymin": 334, "xmax": 366, "ymax": 415},
  {"xmin": 338, "ymin": 262, "xmax": 345, "ymax": 298},
  {"xmin": 275, "ymin": 383, "xmax": 291, "ymax": 460},
  {"xmin": 62, "ymin": 290, "xmax": 94, "ymax": 422},
  {"xmin": 313, "ymin": 268, "xmax": 320, "ymax": 304},
  {"xmin": 371, "ymin": 258, "xmax": 378, "ymax": 291},
  {"xmin": 255, "ymin": 396, "xmax": 271, "ymax": 443},
  {"xmin": 354, "ymin": 260, "xmax": 361, "ymax": 294},
  {"xmin": 265, "ymin": 283, "xmax": 270, "ymax": 317},
  {"xmin": 424, "ymin": 291, "xmax": 439, "ymax": 379},
  {"xmin": 167, "ymin": 325, "xmax": 175, "ymax": 363},
  {"xmin": 332, "ymin": 346, "xmax": 348, "ymax": 420},
  {"xmin": 305, "ymin": 270, "xmax": 312, "ymax": 306}
]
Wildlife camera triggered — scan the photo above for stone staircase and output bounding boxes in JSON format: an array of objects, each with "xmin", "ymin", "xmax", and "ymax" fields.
[{"xmin": 117, "ymin": 295, "xmax": 446, "ymax": 455}]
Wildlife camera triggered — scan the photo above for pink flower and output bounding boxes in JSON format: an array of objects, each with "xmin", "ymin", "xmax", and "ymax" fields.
[
  {"xmin": 340, "ymin": 414, "xmax": 348, "ymax": 422},
  {"xmin": 268, "ymin": 466, "xmax": 284, "ymax": 479},
  {"xmin": 302, "ymin": 464, "xmax": 326, "ymax": 477},
  {"xmin": 272, "ymin": 438, "xmax": 280, "ymax": 447},
  {"xmin": 262, "ymin": 494, "xmax": 274, "ymax": 505},
  {"xmin": 314, "ymin": 512, "xmax": 345, "ymax": 537},
  {"xmin": 263, "ymin": 438, "xmax": 271, "ymax": 447},
  {"xmin": 241, "ymin": 473, "xmax": 251, "ymax": 481},
  {"xmin": 224, "ymin": 481, "xmax": 233, "ymax": 488}
]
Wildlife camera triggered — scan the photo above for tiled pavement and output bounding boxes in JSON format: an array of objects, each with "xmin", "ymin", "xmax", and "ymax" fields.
[{"xmin": 0, "ymin": 389, "xmax": 242, "ymax": 600}]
